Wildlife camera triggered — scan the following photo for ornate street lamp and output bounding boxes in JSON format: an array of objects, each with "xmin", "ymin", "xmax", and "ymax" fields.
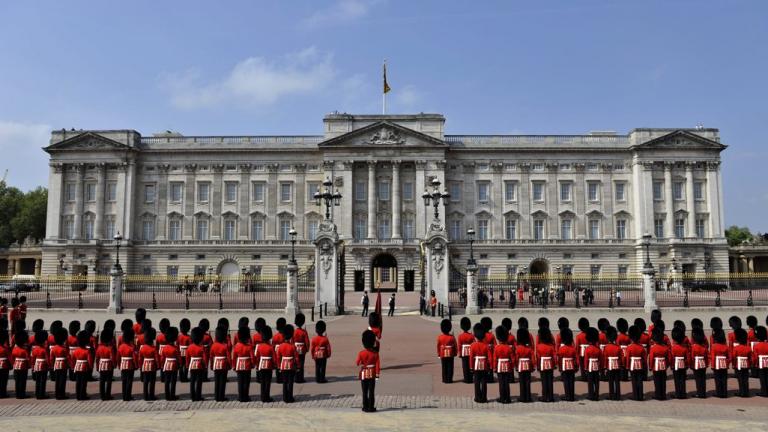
[
  {"xmin": 289, "ymin": 227, "xmax": 297, "ymax": 265},
  {"xmin": 314, "ymin": 177, "xmax": 342, "ymax": 221},
  {"xmin": 466, "ymin": 227, "xmax": 476, "ymax": 267},
  {"xmin": 422, "ymin": 178, "xmax": 450, "ymax": 221},
  {"xmin": 642, "ymin": 233, "xmax": 654, "ymax": 270},
  {"xmin": 113, "ymin": 232, "xmax": 123, "ymax": 271}
]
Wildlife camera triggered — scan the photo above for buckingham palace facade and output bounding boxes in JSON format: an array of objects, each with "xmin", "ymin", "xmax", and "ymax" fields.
[{"xmin": 41, "ymin": 113, "xmax": 728, "ymax": 292}]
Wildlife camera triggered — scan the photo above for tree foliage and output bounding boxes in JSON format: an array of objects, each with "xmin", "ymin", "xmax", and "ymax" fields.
[
  {"xmin": 725, "ymin": 225, "xmax": 753, "ymax": 247},
  {"xmin": 0, "ymin": 182, "xmax": 47, "ymax": 247}
]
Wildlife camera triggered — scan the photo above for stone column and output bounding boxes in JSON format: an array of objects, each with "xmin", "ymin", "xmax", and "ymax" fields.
[
  {"xmin": 108, "ymin": 265, "xmax": 123, "ymax": 313},
  {"xmin": 492, "ymin": 163, "xmax": 504, "ymax": 240},
  {"xmin": 465, "ymin": 263, "xmax": 479, "ymax": 314},
  {"xmin": 367, "ymin": 161, "xmax": 377, "ymax": 239},
  {"xmin": 315, "ymin": 220, "xmax": 342, "ymax": 315},
  {"xmin": 155, "ymin": 164, "xmax": 169, "ymax": 240},
  {"xmin": 285, "ymin": 260, "xmax": 299, "ymax": 316},
  {"xmin": 8, "ymin": 259, "xmax": 15, "ymax": 276},
  {"xmin": 392, "ymin": 160, "xmax": 401, "ymax": 239},
  {"xmin": 45, "ymin": 163, "xmax": 65, "ymax": 239},
  {"xmin": 73, "ymin": 164, "xmax": 85, "ymax": 239},
  {"xmin": 415, "ymin": 161, "xmax": 428, "ymax": 239},
  {"xmin": 239, "ymin": 165, "xmax": 251, "ymax": 239},
  {"xmin": 14, "ymin": 259, "xmax": 21, "ymax": 275},
  {"xmin": 425, "ymin": 235, "xmax": 450, "ymax": 306},
  {"xmin": 573, "ymin": 164, "xmax": 585, "ymax": 239},
  {"xmin": 211, "ymin": 164, "xmax": 224, "ymax": 239},
  {"xmin": 182, "ymin": 164, "xmax": 196, "ymax": 239},
  {"xmin": 266, "ymin": 164, "xmax": 278, "ymax": 240},
  {"xmin": 642, "ymin": 265, "xmax": 657, "ymax": 313},
  {"xmin": 94, "ymin": 163, "xmax": 106, "ymax": 239},
  {"xmin": 339, "ymin": 161, "xmax": 354, "ymax": 240},
  {"xmin": 664, "ymin": 163, "xmax": 674, "ymax": 239},
  {"xmin": 685, "ymin": 163, "xmax": 696, "ymax": 238},
  {"xmin": 35, "ymin": 259, "xmax": 41, "ymax": 276},
  {"xmin": 748, "ymin": 257, "xmax": 755, "ymax": 273}
]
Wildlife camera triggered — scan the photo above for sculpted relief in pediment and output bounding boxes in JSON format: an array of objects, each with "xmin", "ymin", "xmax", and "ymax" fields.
[{"xmin": 365, "ymin": 127, "xmax": 405, "ymax": 146}]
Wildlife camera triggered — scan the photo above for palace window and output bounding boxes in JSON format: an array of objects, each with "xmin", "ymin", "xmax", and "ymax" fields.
[
  {"xmin": 307, "ymin": 218, "xmax": 319, "ymax": 240},
  {"xmin": 225, "ymin": 182, "xmax": 238, "ymax": 203},
  {"xmin": 223, "ymin": 219, "xmax": 236, "ymax": 241},
  {"xmin": 170, "ymin": 182, "xmax": 183, "ymax": 203},
  {"xmin": 477, "ymin": 219, "xmax": 489, "ymax": 240},
  {"xmin": 616, "ymin": 219, "xmax": 627, "ymax": 240},
  {"xmin": 561, "ymin": 218, "xmax": 572, "ymax": 240},
  {"xmin": 532, "ymin": 182, "xmax": 545, "ymax": 202},
  {"xmin": 449, "ymin": 182, "xmax": 461, "ymax": 202},
  {"xmin": 84, "ymin": 215, "xmax": 95, "ymax": 240},
  {"xmin": 587, "ymin": 182, "xmax": 600, "ymax": 202},
  {"xmin": 504, "ymin": 181, "xmax": 517, "ymax": 202},
  {"xmin": 168, "ymin": 219, "xmax": 181, "ymax": 241},
  {"xmin": 403, "ymin": 181, "xmax": 414, "ymax": 201},
  {"xmin": 144, "ymin": 184, "xmax": 156, "ymax": 203},
  {"xmin": 197, "ymin": 183, "xmax": 210, "ymax": 203},
  {"xmin": 65, "ymin": 183, "xmax": 76, "ymax": 202},
  {"xmin": 107, "ymin": 182, "xmax": 117, "ymax": 202},
  {"xmin": 307, "ymin": 182, "xmax": 320, "ymax": 202},
  {"xmin": 279, "ymin": 183, "xmax": 292, "ymax": 203},
  {"xmin": 654, "ymin": 217, "xmax": 665, "ymax": 239},
  {"xmin": 85, "ymin": 183, "xmax": 96, "ymax": 202},
  {"xmin": 618, "ymin": 265, "xmax": 628, "ymax": 279},
  {"xmin": 252, "ymin": 182, "xmax": 265, "ymax": 202},
  {"xmin": 251, "ymin": 218, "xmax": 264, "ymax": 241},
  {"xmin": 696, "ymin": 217, "xmax": 706, "ymax": 238},
  {"xmin": 560, "ymin": 182, "xmax": 571, "ymax": 202},
  {"xmin": 477, "ymin": 182, "xmax": 490, "ymax": 203},
  {"xmin": 533, "ymin": 219, "xmax": 544, "ymax": 240},
  {"xmin": 279, "ymin": 218, "xmax": 292, "ymax": 240},
  {"xmin": 615, "ymin": 182, "xmax": 626, "ymax": 202},
  {"xmin": 505, "ymin": 218, "xmax": 517, "ymax": 240},
  {"xmin": 105, "ymin": 217, "xmax": 116, "ymax": 239},
  {"xmin": 355, "ymin": 181, "xmax": 366, "ymax": 201},
  {"xmin": 378, "ymin": 215, "xmax": 391, "ymax": 239},
  {"xmin": 196, "ymin": 218, "xmax": 209, "ymax": 240},
  {"xmin": 142, "ymin": 218, "xmax": 155, "ymax": 241},
  {"xmin": 673, "ymin": 182, "xmax": 684, "ymax": 200},
  {"xmin": 674, "ymin": 217, "xmax": 685, "ymax": 239},
  {"xmin": 354, "ymin": 215, "xmax": 367, "ymax": 240},
  {"xmin": 694, "ymin": 181, "xmax": 705, "ymax": 201},
  {"xmin": 403, "ymin": 216, "xmax": 415, "ymax": 240},
  {"xmin": 449, "ymin": 219, "xmax": 462, "ymax": 241},
  {"xmin": 653, "ymin": 182, "xmax": 663, "ymax": 201},
  {"xmin": 378, "ymin": 180, "xmax": 390, "ymax": 201},
  {"xmin": 588, "ymin": 219, "xmax": 600, "ymax": 239}
]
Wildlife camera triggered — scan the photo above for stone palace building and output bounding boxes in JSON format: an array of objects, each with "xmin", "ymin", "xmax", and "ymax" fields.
[{"xmin": 42, "ymin": 113, "xmax": 728, "ymax": 292}]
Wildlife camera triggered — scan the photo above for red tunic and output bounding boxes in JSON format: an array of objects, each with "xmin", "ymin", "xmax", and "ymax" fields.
[
  {"xmin": 555, "ymin": 332, "xmax": 572, "ymax": 348},
  {"xmin": 159, "ymin": 344, "xmax": 181, "ymax": 372},
  {"xmin": 0, "ymin": 344, "xmax": 9, "ymax": 370},
  {"xmin": 648, "ymin": 343, "xmax": 670, "ymax": 372},
  {"xmin": 732, "ymin": 344, "xmax": 752, "ymax": 371},
  {"xmin": 272, "ymin": 332, "xmax": 285, "ymax": 348},
  {"xmin": 602, "ymin": 343, "xmax": 623, "ymax": 371},
  {"xmin": 457, "ymin": 332, "xmax": 475, "ymax": 358},
  {"xmin": 275, "ymin": 342, "xmax": 299, "ymax": 371},
  {"xmin": 251, "ymin": 332, "xmax": 263, "ymax": 346},
  {"xmin": 30, "ymin": 345, "xmax": 49, "ymax": 372},
  {"xmin": 670, "ymin": 343, "xmax": 691, "ymax": 370},
  {"xmin": 753, "ymin": 341, "xmax": 768, "ymax": 368},
  {"xmin": 436, "ymin": 334, "xmax": 457, "ymax": 358},
  {"xmin": 469, "ymin": 340, "xmax": 492, "ymax": 371},
  {"xmin": 177, "ymin": 333, "xmax": 191, "ymax": 360},
  {"xmin": 293, "ymin": 327, "xmax": 310, "ymax": 357},
  {"xmin": 117, "ymin": 343, "xmax": 139, "ymax": 370},
  {"xmin": 209, "ymin": 341, "xmax": 231, "ymax": 371},
  {"xmin": 355, "ymin": 348, "xmax": 380, "ymax": 380},
  {"xmin": 310, "ymin": 335, "xmax": 332, "ymax": 360},
  {"xmin": 710, "ymin": 342, "xmax": 730, "ymax": 370},
  {"xmin": 231, "ymin": 342, "xmax": 254, "ymax": 371},
  {"xmin": 536, "ymin": 342, "xmax": 556, "ymax": 371},
  {"xmin": 138, "ymin": 344, "xmax": 159, "ymax": 372},
  {"xmin": 515, "ymin": 345, "xmax": 535, "ymax": 373},
  {"xmin": 690, "ymin": 343, "xmax": 709, "ymax": 370},
  {"xmin": 493, "ymin": 343, "xmax": 515, "ymax": 373},
  {"xmin": 625, "ymin": 343, "xmax": 647, "ymax": 371},
  {"xmin": 133, "ymin": 322, "xmax": 143, "ymax": 337},
  {"xmin": 70, "ymin": 347, "xmax": 93, "ymax": 372},
  {"xmin": 575, "ymin": 331, "xmax": 589, "ymax": 360},
  {"xmin": 49, "ymin": 345, "xmax": 70, "ymax": 371},
  {"xmin": 95, "ymin": 343, "xmax": 116, "ymax": 373},
  {"xmin": 557, "ymin": 344, "xmax": 578, "ymax": 371},
  {"xmin": 583, "ymin": 345, "xmax": 602, "ymax": 373},
  {"xmin": 185, "ymin": 343, "xmax": 208, "ymax": 370},
  {"xmin": 255, "ymin": 342, "xmax": 276, "ymax": 370},
  {"xmin": 10, "ymin": 345, "xmax": 30, "ymax": 371}
]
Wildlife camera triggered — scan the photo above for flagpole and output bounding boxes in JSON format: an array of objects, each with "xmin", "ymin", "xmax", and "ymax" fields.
[{"xmin": 383, "ymin": 91, "xmax": 386, "ymax": 115}]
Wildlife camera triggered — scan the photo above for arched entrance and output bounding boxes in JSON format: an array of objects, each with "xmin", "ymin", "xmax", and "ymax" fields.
[
  {"xmin": 371, "ymin": 253, "xmax": 398, "ymax": 291},
  {"xmin": 529, "ymin": 258, "xmax": 549, "ymax": 293},
  {"xmin": 219, "ymin": 261, "xmax": 240, "ymax": 292}
]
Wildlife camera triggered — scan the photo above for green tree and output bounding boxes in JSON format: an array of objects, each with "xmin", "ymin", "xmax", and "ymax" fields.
[
  {"xmin": 0, "ymin": 181, "xmax": 23, "ymax": 247},
  {"xmin": 725, "ymin": 225, "xmax": 753, "ymax": 247},
  {"xmin": 11, "ymin": 187, "xmax": 48, "ymax": 243}
]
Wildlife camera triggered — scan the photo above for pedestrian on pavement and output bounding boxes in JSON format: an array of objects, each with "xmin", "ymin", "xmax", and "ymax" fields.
[
  {"xmin": 388, "ymin": 294, "xmax": 395, "ymax": 317},
  {"xmin": 419, "ymin": 293, "xmax": 426, "ymax": 316},
  {"xmin": 361, "ymin": 291, "xmax": 369, "ymax": 317}
]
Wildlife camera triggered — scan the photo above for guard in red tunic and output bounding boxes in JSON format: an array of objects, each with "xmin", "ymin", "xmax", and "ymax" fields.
[
  {"xmin": 616, "ymin": 318, "xmax": 631, "ymax": 382},
  {"xmin": 71, "ymin": 331, "xmax": 93, "ymax": 400},
  {"xmin": 753, "ymin": 326, "xmax": 768, "ymax": 397},
  {"xmin": 634, "ymin": 318, "xmax": 650, "ymax": 381},
  {"xmin": 8, "ymin": 298, "xmax": 21, "ymax": 334},
  {"xmin": 516, "ymin": 329, "xmax": 535, "ymax": 403},
  {"xmin": 272, "ymin": 317, "xmax": 287, "ymax": 384},
  {"xmin": 160, "ymin": 327, "xmax": 180, "ymax": 401},
  {"xmin": 557, "ymin": 329, "xmax": 578, "ymax": 401},
  {"xmin": 118, "ymin": 327, "xmax": 138, "ymax": 401},
  {"xmin": 493, "ymin": 325, "xmax": 514, "ymax": 404},
  {"xmin": 139, "ymin": 327, "xmax": 159, "ymax": 401},
  {"xmin": 746, "ymin": 316, "xmax": 759, "ymax": 379},
  {"xmin": 275, "ymin": 324, "xmax": 298, "ymax": 403},
  {"xmin": 649, "ymin": 324, "xmax": 670, "ymax": 400},
  {"xmin": 177, "ymin": 319, "xmax": 191, "ymax": 383},
  {"xmin": 555, "ymin": 317, "xmax": 570, "ymax": 348},
  {"xmin": 95, "ymin": 330, "xmax": 116, "ymax": 400},
  {"xmin": 537, "ymin": 328, "xmax": 556, "ymax": 402},
  {"xmin": 356, "ymin": 330, "xmax": 380, "ymax": 413},
  {"xmin": 690, "ymin": 327, "xmax": 709, "ymax": 398},
  {"xmin": 727, "ymin": 316, "xmax": 743, "ymax": 355},
  {"xmin": 710, "ymin": 329, "xmax": 730, "ymax": 398},
  {"xmin": 49, "ymin": 328, "xmax": 70, "ymax": 400},
  {"xmin": 670, "ymin": 326, "xmax": 690, "ymax": 399},
  {"xmin": 501, "ymin": 318, "xmax": 517, "ymax": 384},
  {"xmin": 198, "ymin": 319, "xmax": 212, "ymax": 383},
  {"xmin": 10, "ymin": 329, "xmax": 30, "ymax": 399},
  {"xmin": 251, "ymin": 317, "xmax": 265, "ymax": 384},
  {"xmin": 255, "ymin": 325, "xmax": 275, "ymax": 402},
  {"xmin": 732, "ymin": 328, "xmax": 752, "ymax": 397},
  {"xmin": 18, "ymin": 296, "xmax": 27, "ymax": 323},
  {"xmin": 469, "ymin": 323, "xmax": 491, "ymax": 403},
  {"xmin": 0, "ymin": 297, "xmax": 7, "ymax": 324},
  {"xmin": 437, "ymin": 319, "xmax": 457, "ymax": 384},
  {"xmin": 231, "ymin": 326, "xmax": 254, "ymax": 402},
  {"xmin": 457, "ymin": 317, "xmax": 475, "ymax": 384},
  {"xmin": 0, "ymin": 329, "xmax": 8, "ymax": 398},
  {"xmin": 293, "ymin": 313, "xmax": 310, "ymax": 384},
  {"xmin": 133, "ymin": 308, "xmax": 147, "ymax": 340},
  {"xmin": 210, "ymin": 326, "xmax": 231, "ymax": 401},
  {"xmin": 583, "ymin": 327, "xmax": 602, "ymax": 401},
  {"xmin": 310, "ymin": 320, "xmax": 331, "ymax": 384},
  {"xmin": 66, "ymin": 320, "xmax": 81, "ymax": 381},
  {"xmin": 30, "ymin": 330, "xmax": 49, "ymax": 399},
  {"xmin": 575, "ymin": 318, "xmax": 590, "ymax": 382},
  {"xmin": 709, "ymin": 317, "xmax": 723, "ymax": 347},
  {"xmin": 603, "ymin": 326, "xmax": 623, "ymax": 401},
  {"xmin": 186, "ymin": 327, "xmax": 208, "ymax": 401}
]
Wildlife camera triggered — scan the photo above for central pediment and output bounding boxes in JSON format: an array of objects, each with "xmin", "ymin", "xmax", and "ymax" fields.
[
  {"xmin": 45, "ymin": 131, "xmax": 138, "ymax": 153},
  {"xmin": 318, "ymin": 121, "xmax": 448, "ymax": 148}
]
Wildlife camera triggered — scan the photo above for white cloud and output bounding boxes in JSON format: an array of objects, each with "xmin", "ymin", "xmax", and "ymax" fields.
[
  {"xmin": 0, "ymin": 121, "xmax": 51, "ymax": 191},
  {"xmin": 163, "ymin": 47, "xmax": 337, "ymax": 109},
  {"xmin": 394, "ymin": 84, "xmax": 422, "ymax": 109},
  {"xmin": 302, "ymin": 0, "xmax": 380, "ymax": 29}
]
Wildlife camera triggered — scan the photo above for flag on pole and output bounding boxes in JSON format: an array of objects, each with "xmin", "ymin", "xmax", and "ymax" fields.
[
  {"xmin": 374, "ymin": 280, "xmax": 383, "ymax": 333},
  {"xmin": 383, "ymin": 61, "xmax": 391, "ymax": 94}
]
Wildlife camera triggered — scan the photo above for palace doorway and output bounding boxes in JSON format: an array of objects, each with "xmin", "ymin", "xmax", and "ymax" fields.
[{"xmin": 371, "ymin": 253, "xmax": 398, "ymax": 291}]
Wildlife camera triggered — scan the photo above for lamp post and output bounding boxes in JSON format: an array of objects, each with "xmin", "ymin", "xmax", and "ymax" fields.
[
  {"xmin": 109, "ymin": 232, "xmax": 124, "ymax": 313},
  {"xmin": 641, "ymin": 232, "xmax": 657, "ymax": 312},
  {"xmin": 59, "ymin": 257, "xmax": 66, "ymax": 276},
  {"xmin": 289, "ymin": 227, "xmax": 297, "ymax": 265},
  {"xmin": 465, "ymin": 227, "xmax": 479, "ymax": 314},
  {"xmin": 422, "ymin": 178, "xmax": 450, "ymax": 222},
  {"xmin": 113, "ymin": 232, "xmax": 123, "ymax": 272},
  {"xmin": 314, "ymin": 177, "xmax": 342, "ymax": 221},
  {"xmin": 286, "ymin": 226, "xmax": 299, "ymax": 315},
  {"xmin": 642, "ymin": 233, "xmax": 653, "ymax": 270},
  {"xmin": 467, "ymin": 228, "xmax": 476, "ymax": 267}
]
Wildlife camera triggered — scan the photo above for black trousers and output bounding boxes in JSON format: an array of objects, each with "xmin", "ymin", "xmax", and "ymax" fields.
[
  {"xmin": 99, "ymin": 371, "xmax": 113, "ymax": 400},
  {"xmin": 714, "ymin": 369, "xmax": 728, "ymax": 398},
  {"xmin": 315, "ymin": 359, "xmax": 327, "ymax": 383},
  {"xmin": 607, "ymin": 370, "xmax": 621, "ymax": 400},
  {"xmin": 236, "ymin": 371, "xmax": 250, "ymax": 402},
  {"xmin": 13, "ymin": 369, "xmax": 28, "ymax": 398},
  {"xmin": 53, "ymin": 369, "xmax": 67, "ymax": 399},
  {"xmin": 121, "ymin": 369, "xmax": 135, "ymax": 401},
  {"xmin": 361, "ymin": 378, "xmax": 376, "ymax": 411},
  {"xmin": 189, "ymin": 369, "xmax": 205, "ymax": 401},
  {"xmin": 620, "ymin": 367, "xmax": 629, "ymax": 382},
  {"xmin": 473, "ymin": 370, "xmax": 487, "ymax": 402},
  {"xmin": 440, "ymin": 357, "xmax": 454, "ymax": 383},
  {"xmin": 214, "ymin": 369, "xmax": 227, "ymax": 401},
  {"xmin": 179, "ymin": 358, "xmax": 189, "ymax": 382},
  {"xmin": 388, "ymin": 306, "xmax": 394, "ymax": 317},
  {"xmin": 693, "ymin": 368, "xmax": 707, "ymax": 398},
  {"xmin": 758, "ymin": 368, "xmax": 768, "ymax": 397},
  {"xmin": 461, "ymin": 357, "xmax": 471, "ymax": 383},
  {"xmin": 281, "ymin": 369, "xmax": 295, "ymax": 402},
  {"xmin": 673, "ymin": 368, "xmax": 687, "ymax": 398},
  {"xmin": 630, "ymin": 370, "xmax": 645, "ymax": 400},
  {"xmin": 163, "ymin": 370, "xmax": 178, "ymax": 400},
  {"xmin": 519, "ymin": 371, "xmax": 532, "ymax": 402},
  {"xmin": 497, "ymin": 372, "xmax": 511, "ymax": 403},
  {"xmin": 296, "ymin": 354, "xmax": 306, "ymax": 383},
  {"xmin": 586, "ymin": 371, "xmax": 600, "ymax": 401},
  {"xmin": 0, "ymin": 369, "xmax": 8, "ymax": 397},
  {"xmin": 35, "ymin": 370, "xmax": 47, "ymax": 398},
  {"xmin": 258, "ymin": 369, "xmax": 273, "ymax": 402},
  {"xmin": 74, "ymin": 371, "xmax": 88, "ymax": 400},
  {"xmin": 653, "ymin": 370, "xmax": 667, "ymax": 400},
  {"xmin": 540, "ymin": 370, "xmax": 554, "ymax": 402},
  {"xmin": 736, "ymin": 369, "xmax": 750, "ymax": 397},
  {"xmin": 142, "ymin": 371, "xmax": 157, "ymax": 400},
  {"xmin": 561, "ymin": 370, "xmax": 575, "ymax": 401},
  {"xmin": 362, "ymin": 304, "xmax": 368, "ymax": 316}
]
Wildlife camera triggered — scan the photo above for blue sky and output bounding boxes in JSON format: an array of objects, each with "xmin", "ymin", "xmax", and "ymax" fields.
[{"xmin": 1, "ymin": 0, "xmax": 766, "ymax": 230}]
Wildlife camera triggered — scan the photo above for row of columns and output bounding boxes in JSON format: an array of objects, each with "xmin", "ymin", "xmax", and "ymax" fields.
[
  {"xmin": 4, "ymin": 258, "xmax": 42, "ymax": 276},
  {"xmin": 365, "ymin": 160, "xmax": 405, "ymax": 240}
]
